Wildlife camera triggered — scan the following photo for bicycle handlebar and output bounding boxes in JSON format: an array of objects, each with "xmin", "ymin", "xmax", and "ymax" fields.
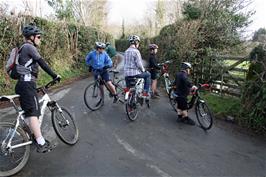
[
  {"xmin": 37, "ymin": 77, "xmax": 61, "ymax": 93},
  {"xmin": 158, "ymin": 60, "xmax": 173, "ymax": 66}
]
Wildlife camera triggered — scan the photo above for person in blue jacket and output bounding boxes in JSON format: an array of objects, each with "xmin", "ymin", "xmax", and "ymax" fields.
[{"xmin": 85, "ymin": 42, "xmax": 118, "ymax": 103}]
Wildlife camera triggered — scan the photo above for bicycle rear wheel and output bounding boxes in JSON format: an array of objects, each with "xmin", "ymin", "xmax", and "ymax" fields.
[
  {"xmin": 195, "ymin": 101, "xmax": 213, "ymax": 130},
  {"xmin": 0, "ymin": 122, "xmax": 30, "ymax": 177},
  {"xmin": 84, "ymin": 82, "xmax": 104, "ymax": 111},
  {"xmin": 52, "ymin": 107, "xmax": 79, "ymax": 145},
  {"xmin": 168, "ymin": 88, "xmax": 178, "ymax": 112},
  {"xmin": 125, "ymin": 91, "xmax": 139, "ymax": 121}
]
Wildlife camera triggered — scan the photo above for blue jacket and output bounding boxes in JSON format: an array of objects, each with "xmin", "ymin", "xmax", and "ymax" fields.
[{"xmin": 85, "ymin": 50, "xmax": 112, "ymax": 69}]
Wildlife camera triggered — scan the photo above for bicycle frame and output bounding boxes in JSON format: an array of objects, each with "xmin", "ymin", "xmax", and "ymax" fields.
[{"xmin": 2, "ymin": 84, "xmax": 61, "ymax": 152}]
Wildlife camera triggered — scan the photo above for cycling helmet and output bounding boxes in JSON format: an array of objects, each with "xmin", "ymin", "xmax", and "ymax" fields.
[
  {"xmin": 22, "ymin": 24, "xmax": 42, "ymax": 38},
  {"xmin": 95, "ymin": 42, "xmax": 106, "ymax": 49},
  {"xmin": 149, "ymin": 44, "xmax": 159, "ymax": 50},
  {"xmin": 128, "ymin": 35, "xmax": 140, "ymax": 44},
  {"xmin": 181, "ymin": 62, "xmax": 192, "ymax": 70}
]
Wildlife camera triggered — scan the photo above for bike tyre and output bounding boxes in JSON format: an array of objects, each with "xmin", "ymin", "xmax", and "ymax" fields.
[
  {"xmin": 168, "ymin": 88, "xmax": 178, "ymax": 112},
  {"xmin": 52, "ymin": 107, "xmax": 79, "ymax": 145},
  {"xmin": 0, "ymin": 122, "xmax": 30, "ymax": 177},
  {"xmin": 125, "ymin": 91, "xmax": 139, "ymax": 121},
  {"xmin": 195, "ymin": 101, "xmax": 213, "ymax": 130},
  {"xmin": 84, "ymin": 82, "xmax": 104, "ymax": 111}
]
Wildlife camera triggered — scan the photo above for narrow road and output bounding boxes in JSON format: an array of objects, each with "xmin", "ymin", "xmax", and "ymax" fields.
[{"xmin": 0, "ymin": 75, "xmax": 265, "ymax": 176}]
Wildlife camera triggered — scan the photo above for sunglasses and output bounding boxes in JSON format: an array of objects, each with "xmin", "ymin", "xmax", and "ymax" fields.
[{"xmin": 36, "ymin": 36, "xmax": 41, "ymax": 39}]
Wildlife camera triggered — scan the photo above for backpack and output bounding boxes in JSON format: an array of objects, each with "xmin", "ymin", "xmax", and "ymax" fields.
[{"xmin": 5, "ymin": 45, "xmax": 25, "ymax": 80}]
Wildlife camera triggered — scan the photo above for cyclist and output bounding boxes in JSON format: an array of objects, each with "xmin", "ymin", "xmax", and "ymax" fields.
[
  {"xmin": 148, "ymin": 44, "xmax": 161, "ymax": 99},
  {"xmin": 15, "ymin": 23, "xmax": 60, "ymax": 153},
  {"xmin": 174, "ymin": 62, "xmax": 196, "ymax": 125},
  {"xmin": 124, "ymin": 35, "xmax": 151, "ymax": 98},
  {"xmin": 85, "ymin": 42, "xmax": 118, "ymax": 103},
  {"xmin": 105, "ymin": 42, "xmax": 120, "ymax": 69}
]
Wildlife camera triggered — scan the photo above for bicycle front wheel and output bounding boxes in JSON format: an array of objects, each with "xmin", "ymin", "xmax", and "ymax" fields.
[
  {"xmin": 164, "ymin": 77, "xmax": 172, "ymax": 95},
  {"xmin": 0, "ymin": 122, "xmax": 30, "ymax": 177},
  {"xmin": 195, "ymin": 101, "xmax": 213, "ymax": 130},
  {"xmin": 84, "ymin": 82, "xmax": 104, "ymax": 111},
  {"xmin": 52, "ymin": 107, "xmax": 79, "ymax": 145},
  {"xmin": 125, "ymin": 91, "xmax": 139, "ymax": 121}
]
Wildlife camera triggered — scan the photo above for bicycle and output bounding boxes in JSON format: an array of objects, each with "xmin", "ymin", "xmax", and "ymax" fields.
[
  {"xmin": 157, "ymin": 60, "xmax": 173, "ymax": 95},
  {"xmin": 0, "ymin": 78, "xmax": 79, "ymax": 177},
  {"xmin": 168, "ymin": 84, "xmax": 213, "ymax": 130},
  {"xmin": 83, "ymin": 69, "xmax": 126, "ymax": 111},
  {"xmin": 124, "ymin": 77, "xmax": 150, "ymax": 121}
]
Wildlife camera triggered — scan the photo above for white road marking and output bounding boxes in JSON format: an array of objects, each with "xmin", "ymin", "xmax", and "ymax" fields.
[{"xmin": 115, "ymin": 134, "xmax": 172, "ymax": 177}]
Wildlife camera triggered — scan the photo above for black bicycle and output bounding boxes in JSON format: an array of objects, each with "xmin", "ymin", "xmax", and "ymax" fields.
[
  {"xmin": 0, "ymin": 79, "xmax": 79, "ymax": 176},
  {"xmin": 169, "ymin": 84, "xmax": 213, "ymax": 130},
  {"xmin": 84, "ymin": 69, "xmax": 126, "ymax": 111}
]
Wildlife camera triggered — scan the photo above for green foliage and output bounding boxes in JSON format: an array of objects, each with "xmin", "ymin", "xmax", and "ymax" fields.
[
  {"xmin": 202, "ymin": 93, "xmax": 241, "ymax": 118},
  {"xmin": 47, "ymin": 0, "xmax": 75, "ymax": 22},
  {"xmin": 241, "ymin": 47, "xmax": 266, "ymax": 133},
  {"xmin": 182, "ymin": 2, "xmax": 202, "ymax": 20}
]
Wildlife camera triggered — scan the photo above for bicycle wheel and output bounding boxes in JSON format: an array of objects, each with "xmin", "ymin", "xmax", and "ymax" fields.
[
  {"xmin": 52, "ymin": 107, "xmax": 79, "ymax": 145},
  {"xmin": 195, "ymin": 101, "xmax": 213, "ymax": 130},
  {"xmin": 125, "ymin": 91, "xmax": 139, "ymax": 121},
  {"xmin": 116, "ymin": 79, "xmax": 126, "ymax": 102},
  {"xmin": 84, "ymin": 82, "xmax": 104, "ymax": 111},
  {"xmin": 164, "ymin": 77, "xmax": 172, "ymax": 95},
  {"xmin": 0, "ymin": 122, "xmax": 30, "ymax": 177},
  {"xmin": 168, "ymin": 88, "xmax": 178, "ymax": 112}
]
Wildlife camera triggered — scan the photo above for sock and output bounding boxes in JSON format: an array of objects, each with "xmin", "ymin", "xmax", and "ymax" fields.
[{"xmin": 36, "ymin": 136, "xmax": 45, "ymax": 145}]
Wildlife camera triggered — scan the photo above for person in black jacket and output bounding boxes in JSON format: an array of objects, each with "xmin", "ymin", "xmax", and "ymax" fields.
[
  {"xmin": 148, "ymin": 44, "xmax": 161, "ymax": 98},
  {"xmin": 15, "ymin": 24, "xmax": 60, "ymax": 153},
  {"xmin": 174, "ymin": 62, "xmax": 197, "ymax": 125}
]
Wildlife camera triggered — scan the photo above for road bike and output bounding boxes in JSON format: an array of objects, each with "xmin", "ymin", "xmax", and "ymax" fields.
[
  {"xmin": 83, "ymin": 69, "xmax": 126, "ymax": 111},
  {"xmin": 124, "ymin": 77, "xmax": 150, "ymax": 121},
  {"xmin": 169, "ymin": 84, "xmax": 213, "ymax": 130},
  {"xmin": 0, "ymin": 79, "xmax": 79, "ymax": 177},
  {"xmin": 157, "ymin": 60, "xmax": 173, "ymax": 95}
]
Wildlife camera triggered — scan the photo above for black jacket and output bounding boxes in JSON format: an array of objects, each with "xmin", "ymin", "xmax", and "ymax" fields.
[
  {"xmin": 149, "ymin": 54, "xmax": 161, "ymax": 72},
  {"xmin": 174, "ymin": 71, "xmax": 192, "ymax": 97}
]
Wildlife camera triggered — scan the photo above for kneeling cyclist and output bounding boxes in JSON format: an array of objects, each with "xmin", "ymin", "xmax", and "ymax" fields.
[{"xmin": 85, "ymin": 42, "xmax": 119, "ymax": 103}]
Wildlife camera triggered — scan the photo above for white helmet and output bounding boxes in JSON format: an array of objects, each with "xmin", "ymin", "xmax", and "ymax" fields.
[
  {"xmin": 181, "ymin": 62, "xmax": 192, "ymax": 70},
  {"xmin": 128, "ymin": 35, "xmax": 140, "ymax": 44},
  {"xmin": 95, "ymin": 42, "xmax": 106, "ymax": 49}
]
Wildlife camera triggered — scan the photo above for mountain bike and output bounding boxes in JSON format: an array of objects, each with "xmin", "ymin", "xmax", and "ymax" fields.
[
  {"xmin": 169, "ymin": 84, "xmax": 213, "ymax": 130},
  {"xmin": 0, "ymin": 78, "xmax": 79, "ymax": 177},
  {"xmin": 83, "ymin": 69, "xmax": 125, "ymax": 111},
  {"xmin": 157, "ymin": 60, "xmax": 173, "ymax": 95},
  {"xmin": 124, "ymin": 77, "xmax": 150, "ymax": 121}
]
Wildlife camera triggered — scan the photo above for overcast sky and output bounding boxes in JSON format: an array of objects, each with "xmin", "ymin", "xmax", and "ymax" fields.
[{"xmin": 1, "ymin": 0, "xmax": 266, "ymax": 35}]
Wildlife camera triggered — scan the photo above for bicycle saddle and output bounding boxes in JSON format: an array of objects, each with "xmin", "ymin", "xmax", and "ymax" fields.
[{"xmin": 0, "ymin": 95, "xmax": 20, "ymax": 101}]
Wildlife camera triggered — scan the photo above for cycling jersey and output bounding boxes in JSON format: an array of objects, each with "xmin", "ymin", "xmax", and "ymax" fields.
[
  {"xmin": 18, "ymin": 43, "xmax": 57, "ymax": 82},
  {"xmin": 85, "ymin": 50, "xmax": 112, "ymax": 69},
  {"xmin": 174, "ymin": 71, "xmax": 192, "ymax": 97}
]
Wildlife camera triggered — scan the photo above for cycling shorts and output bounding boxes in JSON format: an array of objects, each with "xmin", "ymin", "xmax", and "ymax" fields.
[
  {"xmin": 93, "ymin": 69, "xmax": 111, "ymax": 82},
  {"xmin": 176, "ymin": 96, "xmax": 188, "ymax": 111},
  {"xmin": 15, "ymin": 81, "xmax": 40, "ymax": 117}
]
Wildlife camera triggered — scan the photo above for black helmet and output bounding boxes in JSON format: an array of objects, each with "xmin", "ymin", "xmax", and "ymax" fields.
[
  {"xmin": 181, "ymin": 62, "xmax": 192, "ymax": 70},
  {"xmin": 22, "ymin": 24, "xmax": 42, "ymax": 38}
]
